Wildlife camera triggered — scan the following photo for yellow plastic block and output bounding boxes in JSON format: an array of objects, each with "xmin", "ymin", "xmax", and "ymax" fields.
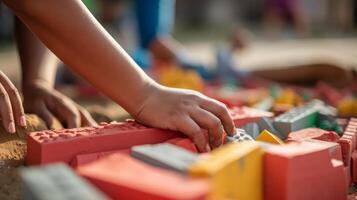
[
  {"xmin": 337, "ymin": 98, "xmax": 357, "ymax": 117},
  {"xmin": 159, "ymin": 67, "xmax": 204, "ymax": 91},
  {"xmin": 256, "ymin": 130, "xmax": 284, "ymax": 145},
  {"xmin": 188, "ymin": 142, "xmax": 263, "ymax": 200}
]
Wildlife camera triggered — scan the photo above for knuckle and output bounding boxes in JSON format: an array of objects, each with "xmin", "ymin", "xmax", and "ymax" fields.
[{"xmin": 8, "ymin": 86, "xmax": 19, "ymax": 96}]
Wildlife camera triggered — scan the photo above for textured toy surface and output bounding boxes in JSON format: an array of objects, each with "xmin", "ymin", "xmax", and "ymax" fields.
[
  {"xmin": 225, "ymin": 128, "xmax": 254, "ymax": 143},
  {"xmin": 263, "ymin": 141, "xmax": 346, "ymax": 200},
  {"xmin": 27, "ymin": 121, "xmax": 181, "ymax": 165},
  {"xmin": 21, "ymin": 163, "xmax": 109, "ymax": 200},
  {"xmin": 189, "ymin": 142, "xmax": 263, "ymax": 200},
  {"xmin": 286, "ymin": 128, "xmax": 340, "ymax": 143},
  {"xmin": 77, "ymin": 153, "xmax": 210, "ymax": 200},
  {"xmin": 230, "ymin": 106, "xmax": 274, "ymax": 127},
  {"xmin": 131, "ymin": 143, "xmax": 199, "ymax": 173}
]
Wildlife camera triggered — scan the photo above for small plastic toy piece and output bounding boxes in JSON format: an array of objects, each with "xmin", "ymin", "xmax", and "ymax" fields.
[
  {"xmin": 263, "ymin": 141, "xmax": 347, "ymax": 200},
  {"xmin": 337, "ymin": 118, "xmax": 357, "ymax": 167},
  {"xmin": 77, "ymin": 153, "xmax": 210, "ymax": 200},
  {"xmin": 27, "ymin": 121, "xmax": 182, "ymax": 165},
  {"xmin": 285, "ymin": 128, "xmax": 340, "ymax": 143},
  {"xmin": 230, "ymin": 106, "xmax": 274, "ymax": 127},
  {"xmin": 253, "ymin": 97, "xmax": 273, "ymax": 111},
  {"xmin": 20, "ymin": 163, "xmax": 109, "ymax": 200},
  {"xmin": 131, "ymin": 143, "xmax": 199, "ymax": 173},
  {"xmin": 337, "ymin": 98, "xmax": 357, "ymax": 117},
  {"xmin": 242, "ymin": 123, "xmax": 260, "ymax": 139},
  {"xmin": 315, "ymin": 82, "xmax": 344, "ymax": 106},
  {"xmin": 188, "ymin": 142, "xmax": 263, "ymax": 200},
  {"xmin": 70, "ymin": 150, "xmax": 128, "ymax": 168},
  {"xmin": 256, "ymin": 130, "xmax": 284, "ymax": 144},
  {"xmin": 273, "ymin": 100, "xmax": 320, "ymax": 136},
  {"xmin": 256, "ymin": 117, "xmax": 285, "ymax": 139},
  {"xmin": 165, "ymin": 138, "xmax": 198, "ymax": 153},
  {"xmin": 159, "ymin": 67, "xmax": 204, "ymax": 92},
  {"xmin": 273, "ymin": 89, "xmax": 303, "ymax": 112},
  {"xmin": 352, "ymin": 150, "xmax": 357, "ymax": 184},
  {"xmin": 225, "ymin": 128, "xmax": 254, "ymax": 143}
]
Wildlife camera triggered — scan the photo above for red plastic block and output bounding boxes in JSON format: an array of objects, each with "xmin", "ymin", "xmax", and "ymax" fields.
[
  {"xmin": 230, "ymin": 106, "xmax": 273, "ymax": 127},
  {"xmin": 263, "ymin": 141, "xmax": 347, "ymax": 200},
  {"xmin": 351, "ymin": 150, "xmax": 357, "ymax": 183},
  {"xmin": 27, "ymin": 121, "xmax": 182, "ymax": 165},
  {"xmin": 165, "ymin": 138, "xmax": 198, "ymax": 153},
  {"xmin": 285, "ymin": 128, "xmax": 340, "ymax": 143},
  {"xmin": 77, "ymin": 153, "xmax": 209, "ymax": 200},
  {"xmin": 338, "ymin": 138, "xmax": 352, "ymax": 166},
  {"xmin": 70, "ymin": 150, "xmax": 128, "ymax": 168},
  {"xmin": 315, "ymin": 82, "xmax": 344, "ymax": 106}
]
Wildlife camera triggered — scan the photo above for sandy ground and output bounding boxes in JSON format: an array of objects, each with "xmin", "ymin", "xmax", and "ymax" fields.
[{"xmin": 0, "ymin": 38, "xmax": 356, "ymax": 199}]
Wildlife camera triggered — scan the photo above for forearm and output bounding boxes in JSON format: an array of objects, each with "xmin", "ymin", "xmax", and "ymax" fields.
[
  {"xmin": 5, "ymin": 0, "xmax": 157, "ymax": 115},
  {"xmin": 15, "ymin": 18, "xmax": 58, "ymax": 91}
]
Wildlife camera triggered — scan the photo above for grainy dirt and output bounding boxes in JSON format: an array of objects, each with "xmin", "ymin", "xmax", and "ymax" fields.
[{"xmin": 0, "ymin": 114, "xmax": 63, "ymax": 200}]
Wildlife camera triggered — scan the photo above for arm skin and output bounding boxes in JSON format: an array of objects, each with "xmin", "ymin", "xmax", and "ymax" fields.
[
  {"xmin": 3, "ymin": 0, "xmax": 235, "ymax": 152},
  {"xmin": 15, "ymin": 18, "xmax": 96, "ymax": 128}
]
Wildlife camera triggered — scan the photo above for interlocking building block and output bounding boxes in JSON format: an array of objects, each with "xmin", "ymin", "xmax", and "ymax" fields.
[
  {"xmin": 242, "ymin": 122, "xmax": 260, "ymax": 139},
  {"xmin": 77, "ymin": 153, "xmax": 209, "ymax": 200},
  {"xmin": 131, "ymin": 143, "xmax": 199, "ymax": 173},
  {"xmin": 165, "ymin": 138, "xmax": 198, "ymax": 153},
  {"xmin": 285, "ymin": 128, "xmax": 340, "ymax": 143},
  {"xmin": 315, "ymin": 82, "xmax": 344, "ymax": 106},
  {"xmin": 256, "ymin": 130, "xmax": 284, "ymax": 144},
  {"xmin": 273, "ymin": 101, "xmax": 319, "ymax": 136},
  {"xmin": 21, "ymin": 163, "xmax": 108, "ymax": 200},
  {"xmin": 70, "ymin": 150, "xmax": 128, "ymax": 168},
  {"xmin": 338, "ymin": 138, "xmax": 353, "ymax": 167},
  {"xmin": 27, "ymin": 121, "xmax": 181, "ymax": 165},
  {"xmin": 257, "ymin": 117, "xmax": 285, "ymax": 139},
  {"xmin": 230, "ymin": 106, "xmax": 273, "ymax": 127},
  {"xmin": 263, "ymin": 141, "xmax": 347, "ymax": 200},
  {"xmin": 225, "ymin": 128, "xmax": 254, "ymax": 143},
  {"xmin": 189, "ymin": 142, "xmax": 263, "ymax": 200}
]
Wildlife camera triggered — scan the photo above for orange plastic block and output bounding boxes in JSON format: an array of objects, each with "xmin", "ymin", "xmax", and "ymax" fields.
[
  {"xmin": 285, "ymin": 128, "xmax": 340, "ymax": 143},
  {"xmin": 165, "ymin": 138, "xmax": 198, "ymax": 153},
  {"xmin": 230, "ymin": 106, "xmax": 273, "ymax": 127},
  {"xmin": 256, "ymin": 130, "xmax": 284, "ymax": 144},
  {"xmin": 27, "ymin": 121, "xmax": 181, "ymax": 165},
  {"xmin": 77, "ymin": 153, "xmax": 209, "ymax": 200},
  {"xmin": 263, "ymin": 141, "xmax": 347, "ymax": 200}
]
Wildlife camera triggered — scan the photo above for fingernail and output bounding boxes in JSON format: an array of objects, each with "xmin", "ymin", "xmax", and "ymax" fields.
[
  {"xmin": 8, "ymin": 122, "xmax": 15, "ymax": 133},
  {"xmin": 20, "ymin": 116, "xmax": 27, "ymax": 127},
  {"xmin": 206, "ymin": 144, "xmax": 211, "ymax": 152}
]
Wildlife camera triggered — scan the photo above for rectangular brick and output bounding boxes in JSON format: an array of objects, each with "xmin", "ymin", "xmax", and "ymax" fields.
[
  {"xmin": 263, "ymin": 141, "xmax": 347, "ymax": 200},
  {"xmin": 230, "ymin": 106, "xmax": 273, "ymax": 127},
  {"xmin": 20, "ymin": 163, "xmax": 109, "ymax": 200},
  {"xmin": 27, "ymin": 121, "xmax": 182, "ymax": 165},
  {"xmin": 165, "ymin": 138, "xmax": 198, "ymax": 153},
  {"xmin": 286, "ymin": 128, "xmax": 340, "ymax": 143},
  {"xmin": 77, "ymin": 153, "xmax": 209, "ymax": 200}
]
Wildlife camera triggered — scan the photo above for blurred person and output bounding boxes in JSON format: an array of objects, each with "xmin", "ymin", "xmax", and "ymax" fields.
[
  {"xmin": 263, "ymin": 0, "xmax": 309, "ymax": 37},
  {"xmin": 0, "ymin": 0, "xmax": 235, "ymax": 152},
  {"xmin": 216, "ymin": 29, "xmax": 354, "ymax": 88}
]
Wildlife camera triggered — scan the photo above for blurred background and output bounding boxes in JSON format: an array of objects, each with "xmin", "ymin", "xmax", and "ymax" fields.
[{"xmin": 0, "ymin": 0, "xmax": 357, "ymax": 120}]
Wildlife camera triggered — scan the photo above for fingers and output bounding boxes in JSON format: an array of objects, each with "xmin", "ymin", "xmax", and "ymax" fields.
[
  {"xmin": 173, "ymin": 116, "xmax": 209, "ymax": 153},
  {"xmin": 0, "ymin": 71, "xmax": 26, "ymax": 128},
  {"xmin": 77, "ymin": 105, "xmax": 97, "ymax": 126},
  {"xmin": 200, "ymin": 98, "xmax": 235, "ymax": 136},
  {"xmin": 189, "ymin": 108, "xmax": 225, "ymax": 149},
  {"xmin": 36, "ymin": 103, "xmax": 55, "ymax": 129},
  {"xmin": 0, "ymin": 84, "xmax": 15, "ymax": 133}
]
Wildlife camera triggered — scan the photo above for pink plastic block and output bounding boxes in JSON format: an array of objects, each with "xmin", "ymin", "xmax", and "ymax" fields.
[
  {"xmin": 230, "ymin": 106, "xmax": 273, "ymax": 127},
  {"xmin": 264, "ymin": 141, "xmax": 347, "ymax": 200},
  {"xmin": 77, "ymin": 153, "xmax": 209, "ymax": 200},
  {"xmin": 315, "ymin": 82, "xmax": 344, "ymax": 106},
  {"xmin": 286, "ymin": 128, "xmax": 340, "ymax": 143},
  {"xmin": 165, "ymin": 138, "xmax": 198, "ymax": 153},
  {"xmin": 27, "ymin": 121, "xmax": 182, "ymax": 165}
]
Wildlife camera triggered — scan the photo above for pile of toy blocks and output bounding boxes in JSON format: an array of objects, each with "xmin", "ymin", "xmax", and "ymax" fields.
[{"xmin": 20, "ymin": 95, "xmax": 357, "ymax": 200}]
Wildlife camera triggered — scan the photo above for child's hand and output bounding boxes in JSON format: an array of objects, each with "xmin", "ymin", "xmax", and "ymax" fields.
[
  {"xmin": 134, "ymin": 86, "xmax": 235, "ymax": 152},
  {"xmin": 23, "ymin": 82, "xmax": 97, "ymax": 128},
  {"xmin": 0, "ymin": 71, "xmax": 26, "ymax": 133}
]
